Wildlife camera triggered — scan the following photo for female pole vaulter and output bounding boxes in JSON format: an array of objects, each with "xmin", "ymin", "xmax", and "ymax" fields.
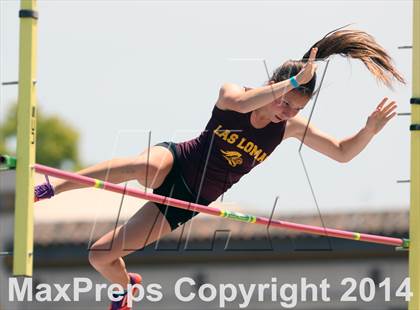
[{"xmin": 35, "ymin": 27, "xmax": 405, "ymax": 310}]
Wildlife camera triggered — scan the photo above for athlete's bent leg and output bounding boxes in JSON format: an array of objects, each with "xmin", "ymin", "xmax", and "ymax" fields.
[{"xmin": 88, "ymin": 202, "xmax": 172, "ymax": 286}]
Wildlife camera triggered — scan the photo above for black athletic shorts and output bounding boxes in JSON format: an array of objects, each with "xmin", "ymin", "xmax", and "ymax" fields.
[{"xmin": 153, "ymin": 142, "xmax": 211, "ymax": 231}]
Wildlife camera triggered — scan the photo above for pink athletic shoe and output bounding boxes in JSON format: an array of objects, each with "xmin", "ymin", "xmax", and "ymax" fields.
[{"xmin": 109, "ymin": 273, "xmax": 143, "ymax": 310}]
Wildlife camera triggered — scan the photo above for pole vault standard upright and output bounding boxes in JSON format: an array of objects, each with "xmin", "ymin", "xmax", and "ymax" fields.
[
  {"xmin": 13, "ymin": 0, "xmax": 39, "ymax": 277},
  {"xmin": 409, "ymin": 0, "xmax": 420, "ymax": 309},
  {"xmin": 1, "ymin": 155, "xmax": 408, "ymax": 249}
]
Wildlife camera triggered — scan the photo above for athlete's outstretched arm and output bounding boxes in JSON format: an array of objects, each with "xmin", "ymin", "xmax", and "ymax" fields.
[
  {"xmin": 216, "ymin": 48, "xmax": 318, "ymax": 113},
  {"xmin": 284, "ymin": 97, "xmax": 397, "ymax": 163}
]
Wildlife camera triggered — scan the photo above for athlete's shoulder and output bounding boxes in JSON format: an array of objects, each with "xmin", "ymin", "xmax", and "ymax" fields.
[
  {"xmin": 284, "ymin": 115, "xmax": 309, "ymax": 139},
  {"xmin": 216, "ymin": 83, "xmax": 247, "ymax": 112}
]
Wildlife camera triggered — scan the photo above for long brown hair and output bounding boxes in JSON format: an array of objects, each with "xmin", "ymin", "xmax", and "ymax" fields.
[{"xmin": 270, "ymin": 26, "xmax": 405, "ymax": 96}]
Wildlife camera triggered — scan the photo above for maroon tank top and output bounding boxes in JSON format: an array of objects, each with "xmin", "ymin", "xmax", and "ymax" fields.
[{"xmin": 176, "ymin": 105, "xmax": 286, "ymax": 202}]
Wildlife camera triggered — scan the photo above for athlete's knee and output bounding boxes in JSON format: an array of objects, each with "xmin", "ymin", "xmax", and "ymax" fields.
[{"xmin": 88, "ymin": 246, "xmax": 115, "ymax": 269}]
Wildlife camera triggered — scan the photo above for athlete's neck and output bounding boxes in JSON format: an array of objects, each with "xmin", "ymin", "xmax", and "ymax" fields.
[{"xmin": 250, "ymin": 108, "xmax": 271, "ymax": 129}]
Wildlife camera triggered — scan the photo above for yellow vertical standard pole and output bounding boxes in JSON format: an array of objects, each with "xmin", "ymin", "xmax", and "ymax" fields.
[
  {"xmin": 409, "ymin": 0, "xmax": 420, "ymax": 309},
  {"xmin": 13, "ymin": 0, "xmax": 38, "ymax": 277}
]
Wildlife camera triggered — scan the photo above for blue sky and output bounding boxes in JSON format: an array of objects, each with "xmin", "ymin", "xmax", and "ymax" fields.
[{"xmin": 0, "ymin": 1, "xmax": 413, "ymax": 215}]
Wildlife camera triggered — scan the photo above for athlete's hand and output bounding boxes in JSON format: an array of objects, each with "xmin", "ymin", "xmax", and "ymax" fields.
[
  {"xmin": 295, "ymin": 47, "xmax": 318, "ymax": 85},
  {"xmin": 365, "ymin": 98, "xmax": 397, "ymax": 135}
]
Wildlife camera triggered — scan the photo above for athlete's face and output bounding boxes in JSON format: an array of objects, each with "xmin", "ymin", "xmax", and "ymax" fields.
[{"xmin": 268, "ymin": 90, "xmax": 310, "ymax": 122}]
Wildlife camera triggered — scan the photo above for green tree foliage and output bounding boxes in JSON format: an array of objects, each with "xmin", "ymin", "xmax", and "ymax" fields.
[{"xmin": 0, "ymin": 103, "xmax": 81, "ymax": 169}]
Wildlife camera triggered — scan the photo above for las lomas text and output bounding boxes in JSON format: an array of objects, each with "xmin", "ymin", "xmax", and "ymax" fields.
[{"xmin": 213, "ymin": 125, "xmax": 268, "ymax": 162}]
